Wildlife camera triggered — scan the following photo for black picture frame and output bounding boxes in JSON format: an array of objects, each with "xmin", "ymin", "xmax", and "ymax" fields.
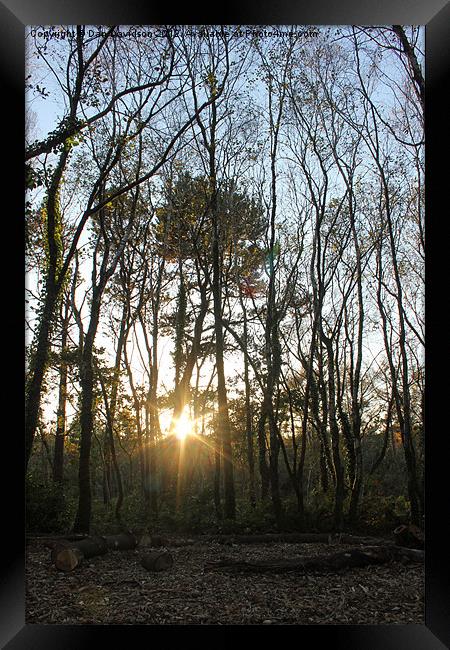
[{"xmin": 2, "ymin": 0, "xmax": 448, "ymax": 646}]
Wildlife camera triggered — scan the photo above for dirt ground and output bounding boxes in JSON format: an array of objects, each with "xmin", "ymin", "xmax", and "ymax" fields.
[{"xmin": 26, "ymin": 538, "xmax": 424, "ymax": 625}]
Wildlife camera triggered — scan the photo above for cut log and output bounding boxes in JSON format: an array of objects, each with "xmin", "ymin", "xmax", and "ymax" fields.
[
  {"xmin": 393, "ymin": 525, "xmax": 424, "ymax": 549},
  {"xmin": 211, "ymin": 533, "xmax": 387, "ymax": 546},
  {"xmin": 54, "ymin": 547, "xmax": 85, "ymax": 572},
  {"xmin": 141, "ymin": 551, "xmax": 174, "ymax": 572},
  {"xmin": 204, "ymin": 545, "xmax": 424, "ymax": 574},
  {"xmin": 53, "ymin": 535, "xmax": 108, "ymax": 560},
  {"xmin": 50, "ymin": 533, "xmax": 139, "ymax": 571},
  {"xmin": 51, "ymin": 535, "xmax": 108, "ymax": 571}
]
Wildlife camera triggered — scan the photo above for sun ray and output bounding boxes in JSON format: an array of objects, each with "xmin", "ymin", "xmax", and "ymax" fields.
[{"xmin": 173, "ymin": 408, "xmax": 193, "ymax": 440}]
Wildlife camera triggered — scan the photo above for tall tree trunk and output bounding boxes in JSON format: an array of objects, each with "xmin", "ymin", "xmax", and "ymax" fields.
[
  {"xmin": 322, "ymin": 334, "xmax": 345, "ymax": 531},
  {"xmin": 209, "ymin": 120, "xmax": 235, "ymax": 519},
  {"xmin": 146, "ymin": 321, "xmax": 159, "ymax": 519},
  {"xmin": 268, "ymin": 408, "xmax": 282, "ymax": 526},
  {"xmin": 102, "ymin": 458, "xmax": 112, "ymax": 505},
  {"xmin": 242, "ymin": 301, "xmax": 256, "ymax": 508},
  {"xmin": 296, "ymin": 310, "xmax": 321, "ymax": 526},
  {"xmin": 391, "ymin": 25, "xmax": 425, "ymax": 112},
  {"xmin": 347, "ymin": 191, "xmax": 365, "ymax": 524},
  {"xmin": 257, "ymin": 411, "xmax": 270, "ymax": 501},
  {"xmin": 141, "ymin": 344, "xmax": 159, "ymax": 519},
  {"xmin": 73, "ymin": 287, "xmax": 102, "ymax": 534},
  {"xmin": 124, "ymin": 344, "xmax": 146, "ymax": 496},
  {"xmin": 266, "ymin": 319, "xmax": 283, "ymax": 526},
  {"xmin": 53, "ymin": 294, "xmax": 70, "ymax": 484},
  {"xmin": 212, "ymin": 231, "xmax": 236, "ymax": 519},
  {"xmin": 174, "ymin": 258, "xmax": 187, "ymax": 391},
  {"xmin": 103, "ymin": 305, "xmax": 128, "ymax": 507},
  {"xmin": 264, "ymin": 121, "xmax": 282, "ymax": 523},
  {"xmin": 244, "ymin": 352, "xmax": 256, "ymax": 509},
  {"xmin": 214, "ymin": 437, "xmax": 222, "ymax": 520},
  {"xmin": 26, "ymin": 144, "xmax": 71, "ymax": 468},
  {"xmin": 97, "ymin": 362, "xmax": 124, "ymax": 524},
  {"xmin": 170, "ymin": 282, "xmax": 209, "ymax": 424}
]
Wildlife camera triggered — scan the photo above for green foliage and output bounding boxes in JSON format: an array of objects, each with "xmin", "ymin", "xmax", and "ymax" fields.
[
  {"xmin": 157, "ymin": 499, "xmax": 217, "ymax": 534},
  {"xmin": 155, "ymin": 172, "xmax": 266, "ymax": 264},
  {"xmin": 358, "ymin": 494, "xmax": 410, "ymax": 531},
  {"xmin": 233, "ymin": 500, "xmax": 278, "ymax": 533},
  {"xmin": 26, "ymin": 475, "xmax": 74, "ymax": 533},
  {"xmin": 26, "ymin": 116, "xmax": 86, "ymax": 158},
  {"xmin": 25, "ymin": 164, "xmax": 46, "ymax": 192},
  {"xmin": 40, "ymin": 192, "xmax": 63, "ymax": 282}
]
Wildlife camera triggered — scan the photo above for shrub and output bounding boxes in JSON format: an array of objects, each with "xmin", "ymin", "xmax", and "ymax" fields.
[{"xmin": 26, "ymin": 475, "xmax": 73, "ymax": 533}]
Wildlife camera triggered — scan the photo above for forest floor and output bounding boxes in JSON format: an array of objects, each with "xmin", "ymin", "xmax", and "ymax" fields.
[{"xmin": 26, "ymin": 537, "xmax": 424, "ymax": 625}]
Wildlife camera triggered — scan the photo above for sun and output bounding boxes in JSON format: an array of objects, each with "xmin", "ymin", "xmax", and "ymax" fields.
[{"xmin": 174, "ymin": 410, "xmax": 193, "ymax": 441}]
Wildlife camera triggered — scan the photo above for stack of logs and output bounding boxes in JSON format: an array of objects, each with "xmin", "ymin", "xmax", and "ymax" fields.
[{"xmin": 49, "ymin": 533, "xmax": 173, "ymax": 573}]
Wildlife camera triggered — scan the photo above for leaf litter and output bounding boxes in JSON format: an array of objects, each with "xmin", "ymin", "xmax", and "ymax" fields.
[{"xmin": 26, "ymin": 538, "xmax": 424, "ymax": 625}]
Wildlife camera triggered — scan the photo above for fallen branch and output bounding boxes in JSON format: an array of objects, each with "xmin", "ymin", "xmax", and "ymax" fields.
[{"xmin": 204, "ymin": 545, "xmax": 424, "ymax": 574}]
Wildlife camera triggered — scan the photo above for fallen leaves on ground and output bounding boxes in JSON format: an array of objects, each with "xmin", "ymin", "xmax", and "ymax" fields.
[{"xmin": 26, "ymin": 538, "xmax": 424, "ymax": 625}]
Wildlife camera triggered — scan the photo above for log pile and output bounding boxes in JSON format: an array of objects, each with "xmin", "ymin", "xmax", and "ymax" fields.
[
  {"xmin": 50, "ymin": 533, "xmax": 137, "ymax": 572},
  {"xmin": 49, "ymin": 532, "xmax": 174, "ymax": 573}
]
